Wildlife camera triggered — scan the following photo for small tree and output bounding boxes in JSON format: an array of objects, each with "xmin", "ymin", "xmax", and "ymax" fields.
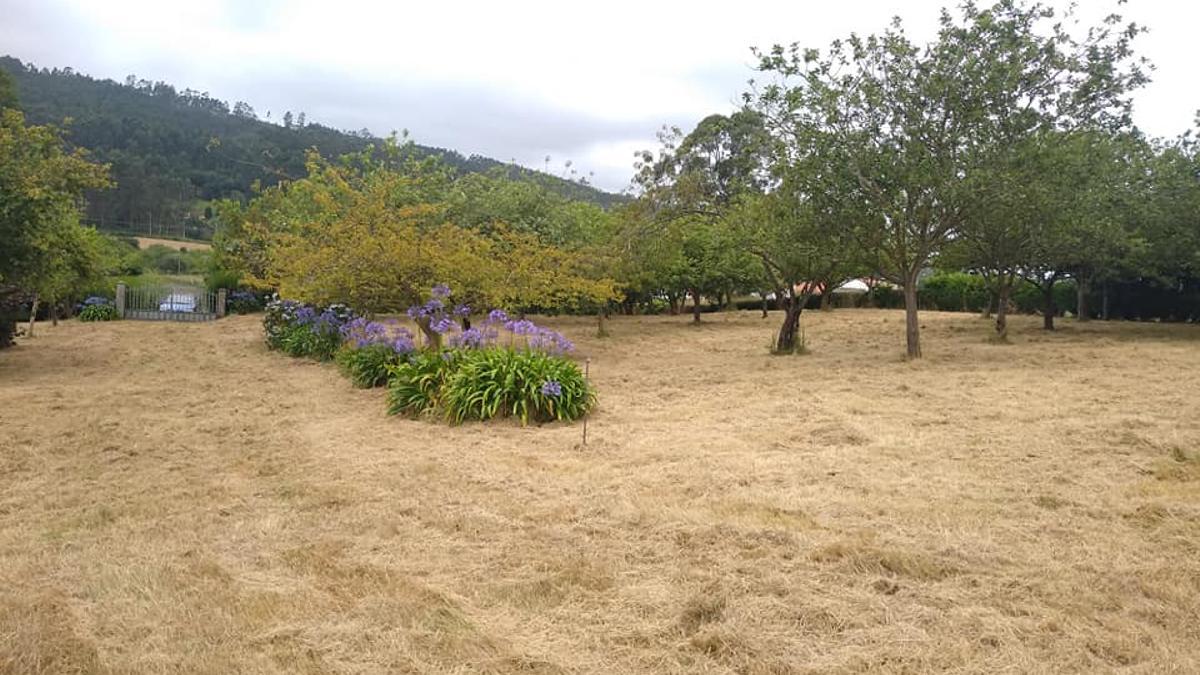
[
  {"xmin": 0, "ymin": 109, "xmax": 110, "ymax": 342},
  {"xmin": 730, "ymin": 187, "xmax": 858, "ymax": 354},
  {"xmin": 628, "ymin": 113, "xmax": 770, "ymax": 322}
]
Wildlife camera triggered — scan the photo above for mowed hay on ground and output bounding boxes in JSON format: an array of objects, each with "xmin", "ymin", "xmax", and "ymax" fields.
[{"xmin": 1, "ymin": 309, "xmax": 1198, "ymax": 674}]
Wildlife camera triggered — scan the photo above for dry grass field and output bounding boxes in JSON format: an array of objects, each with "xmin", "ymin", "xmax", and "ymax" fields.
[
  {"xmin": 133, "ymin": 237, "xmax": 212, "ymax": 252},
  {"xmin": 1, "ymin": 309, "xmax": 1198, "ymax": 674}
]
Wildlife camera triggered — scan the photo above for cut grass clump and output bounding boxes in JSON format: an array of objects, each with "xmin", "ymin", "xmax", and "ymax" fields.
[
  {"xmin": 809, "ymin": 539, "xmax": 958, "ymax": 581},
  {"xmin": 678, "ymin": 592, "xmax": 726, "ymax": 634},
  {"xmin": 1152, "ymin": 445, "xmax": 1200, "ymax": 482}
]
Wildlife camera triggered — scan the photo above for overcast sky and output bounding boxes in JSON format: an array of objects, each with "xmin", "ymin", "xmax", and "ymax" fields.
[{"xmin": 2, "ymin": 0, "xmax": 1197, "ymax": 192}]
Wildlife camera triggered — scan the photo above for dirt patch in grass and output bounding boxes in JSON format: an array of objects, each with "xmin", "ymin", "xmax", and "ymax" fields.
[
  {"xmin": 2, "ymin": 310, "xmax": 1199, "ymax": 672},
  {"xmin": 133, "ymin": 236, "xmax": 211, "ymax": 251}
]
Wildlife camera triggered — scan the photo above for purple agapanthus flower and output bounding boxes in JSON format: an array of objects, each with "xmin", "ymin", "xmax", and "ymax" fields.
[
  {"xmin": 312, "ymin": 309, "xmax": 342, "ymax": 334},
  {"xmin": 504, "ymin": 319, "xmax": 538, "ymax": 336},
  {"xmin": 391, "ymin": 334, "xmax": 416, "ymax": 354},
  {"xmin": 540, "ymin": 380, "xmax": 563, "ymax": 397},
  {"xmin": 407, "ymin": 298, "xmax": 442, "ymax": 320},
  {"xmin": 431, "ymin": 283, "xmax": 452, "ymax": 299},
  {"xmin": 340, "ymin": 317, "xmax": 390, "ymax": 347},
  {"xmin": 528, "ymin": 328, "xmax": 574, "ymax": 355},
  {"xmin": 449, "ymin": 327, "xmax": 495, "ymax": 349},
  {"xmin": 453, "ymin": 303, "xmax": 471, "ymax": 318},
  {"xmin": 294, "ymin": 306, "xmax": 317, "ymax": 325},
  {"xmin": 486, "ymin": 309, "xmax": 508, "ymax": 324}
]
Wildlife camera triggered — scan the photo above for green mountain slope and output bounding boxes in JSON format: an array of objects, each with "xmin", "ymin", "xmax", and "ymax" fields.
[{"xmin": 1, "ymin": 56, "xmax": 624, "ymax": 240}]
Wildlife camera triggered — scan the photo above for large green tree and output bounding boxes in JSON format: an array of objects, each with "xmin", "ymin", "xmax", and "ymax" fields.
[
  {"xmin": 628, "ymin": 112, "xmax": 769, "ymax": 321},
  {"xmin": 0, "ymin": 109, "xmax": 111, "ymax": 343},
  {"xmin": 752, "ymin": 0, "xmax": 1147, "ymax": 357}
]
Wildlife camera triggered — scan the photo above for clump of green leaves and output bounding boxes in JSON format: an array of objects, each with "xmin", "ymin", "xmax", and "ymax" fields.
[
  {"xmin": 386, "ymin": 350, "xmax": 461, "ymax": 417},
  {"xmin": 78, "ymin": 303, "xmax": 119, "ymax": 321},
  {"xmin": 277, "ymin": 323, "xmax": 340, "ymax": 361},
  {"xmin": 443, "ymin": 348, "xmax": 594, "ymax": 424},
  {"xmin": 386, "ymin": 347, "xmax": 594, "ymax": 424},
  {"xmin": 335, "ymin": 343, "xmax": 405, "ymax": 388}
]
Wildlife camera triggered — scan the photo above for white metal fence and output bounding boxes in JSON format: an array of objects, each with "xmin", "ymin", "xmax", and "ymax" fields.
[{"xmin": 116, "ymin": 283, "xmax": 226, "ymax": 321}]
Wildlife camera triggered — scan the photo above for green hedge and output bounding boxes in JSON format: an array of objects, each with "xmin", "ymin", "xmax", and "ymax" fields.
[{"xmin": 920, "ymin": 272, "xmax": 989, "ymax": 312}]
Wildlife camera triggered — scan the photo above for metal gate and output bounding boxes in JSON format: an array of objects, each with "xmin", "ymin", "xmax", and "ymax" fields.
[{"xmin": 117, "ymin": 283, "xmax": 224, "ymax": 321}]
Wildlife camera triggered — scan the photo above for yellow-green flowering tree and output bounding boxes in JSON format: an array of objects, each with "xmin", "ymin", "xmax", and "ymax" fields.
[{"xmin": 217, "ymin": 140, "xmax": 619, "ymax": 316}]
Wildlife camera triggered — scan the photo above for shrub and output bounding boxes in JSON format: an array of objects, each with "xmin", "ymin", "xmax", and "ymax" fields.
[
  {"xmin": 386, "ymin": 350, "xmax": 462, "ymax": 417},
  {"xmin": 920, "ymin": 272, "xmax": 989, "ymax": 312},
  {"xmin": 79, "ymin": 303, "xmax": 119, "ymax": 321},
  {"xmin": 263, "ymin": 296, "xmax": 303, "ymax": 349},
  {"xmin": 279, "ymin": 320, "xmax": 341, "ymax": 360},
  {"xmin": 866, "ymin": 285, "xmax": 904, "ymax": 309},
  {"xmin": 334, "ymin": 317, "xmax": 417, "ymax": 386},
  {"xmin": 226, "ymin": 290, "xmax": 264, "ymax": 314},
  {"xmin": 336, "ymin": 343, "xmax": 409, "ymax": 388},
  {"xmin": 205, "ymin": 267, "xmax": 240, "ymax": 293},
  {"xmin": 442, "ymin": 348, "xmax": 595, "ymax": 424},
  {"xmin": 262, "ymin": 295, "xmax": 355, "ymax": 359}
]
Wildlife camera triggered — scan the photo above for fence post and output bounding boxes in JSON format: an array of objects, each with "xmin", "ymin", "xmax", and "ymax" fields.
[
  {"xmin": 216, "ymin": 288, "xmax": 227, "ymax": 318},
  {"xmin": 116, "ymin": 282, "xmax": 127, "ymax": 318}
]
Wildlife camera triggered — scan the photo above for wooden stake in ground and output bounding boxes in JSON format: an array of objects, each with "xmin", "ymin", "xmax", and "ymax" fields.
[{"xmin": 582, "ymin": 358, "xmax": 591, "ymax": 446}]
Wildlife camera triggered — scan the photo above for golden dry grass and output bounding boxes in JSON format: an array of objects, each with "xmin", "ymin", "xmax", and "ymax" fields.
[
  {"xmin": 133, "ymin": 237, "xmax": 212, "ymax": 252},
  {"xmin": 1, "ymin": 309, "xmax": 1199, "ymax": 674}
]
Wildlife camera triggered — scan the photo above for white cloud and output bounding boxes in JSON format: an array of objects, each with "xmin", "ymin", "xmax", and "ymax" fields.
[{"xmin": 2, "ymin": 0, "xmax": 1197, "ymax": 191}]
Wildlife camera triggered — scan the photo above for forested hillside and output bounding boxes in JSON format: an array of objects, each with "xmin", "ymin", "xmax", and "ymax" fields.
[{"xmin": 0, "ymin": 56, "xmax": 622, "ymax": 239}]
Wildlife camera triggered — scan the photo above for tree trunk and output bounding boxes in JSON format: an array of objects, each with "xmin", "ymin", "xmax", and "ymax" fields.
[
  {"xmin": 668, "ymin": 295, "xmax": 679, "ymax": 316},
  {"xmin": 1102, "ymin": 281, "xmax": 1110, "ymax": 321},
  {"xmin": 774, "ymin": 299, "xmax": 803, "ymax": 354},
  {"xmin": 902, "ymin": 279, "xmax": 922, "ymax": 359},
  {"xmin": 994, "ymin": 282, "xmax": 1011, "ymax": 341},
  {"xmin": 691, "ymin": 289, "xmax": 702, "ymax": 324},
  {"xmin": 981, "ymin": 289, "xmax": 996, "ymax": 319},
  {"xmin": 761, "ymin": 296, "xmax": 769, "ymax": 319},
  {"xmin": 1043, "ymin": 283, "xmax": 1056, "ymax": 331},
  {"xmin": 416, "ymin": 318, "xmax": 442, "ymax": 349},
  {"xmin": 819, "ymin": 291, "xmax": 832, "ymax": 311},
  {"xmin": 27, "ymin": 294, "xmax": 39, "ymax": 338},
  {"xmin": 1076, "ymin": 275, "xmax": 1091, "ymax": 322},
  {"xmin": 596, "ymin": 311, "xmax": 609, "ymax": 338},
  {"xmin": 50, "ymin": 301, "xmax": 58, "ymax": 327}
]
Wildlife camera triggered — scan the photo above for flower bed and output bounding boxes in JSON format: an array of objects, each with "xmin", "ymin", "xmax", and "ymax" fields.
[
  {"xmin": 226, "ymin": 290, "xmax": 265, "ymax": 314},
  {"xmin": 263, "ymin": 287, "xmax": 595, "ymax": 424}
]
